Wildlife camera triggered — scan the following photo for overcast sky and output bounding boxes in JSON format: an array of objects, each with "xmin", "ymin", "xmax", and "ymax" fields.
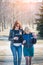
[
  {"xmin": 2, "ymin": 0, "xmax": 42, "ymax": 3},
  {"xmin": 10, "ymin": 0, "xmax": 42, "ymax": 2}
]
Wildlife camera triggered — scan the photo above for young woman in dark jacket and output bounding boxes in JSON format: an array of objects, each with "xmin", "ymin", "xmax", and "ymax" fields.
[{"xmin": 8, "ymin": 21, "xmax": 23, "ymax": 65}]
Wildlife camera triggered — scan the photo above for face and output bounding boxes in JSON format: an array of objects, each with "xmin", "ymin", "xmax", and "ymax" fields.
[
  {"xmin": 25, "ymin": 28, "xmax": 30, "ymax": 34},
  {"xmin": 15, "ymin": 24, "xmax": 20, "ymax": 30},
  {"xmin": 25, "ymin": 30, "xmax": 29, "ymax": 34}
]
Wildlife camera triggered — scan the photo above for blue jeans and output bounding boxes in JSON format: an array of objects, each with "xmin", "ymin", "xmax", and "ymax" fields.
[{"xmin": 11, "ymin": 45, "xmax": 22, "ymax": 65}]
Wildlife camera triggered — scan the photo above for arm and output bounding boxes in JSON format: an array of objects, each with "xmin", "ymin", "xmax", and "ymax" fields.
[
  {"xmin": 8, "ymin": 30, "xmax": 14, "ymax": 41},
  {"xmin": 31, "ymin": 33, "xmax": 37, "ymax": 44}
]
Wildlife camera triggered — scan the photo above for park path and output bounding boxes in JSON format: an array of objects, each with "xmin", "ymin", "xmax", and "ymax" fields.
[
  {"xmin": 0, "ymin": 28, "xmax": 43, "ymax": 65},
  {"xmin": 0, "ymin": 40, "xmax": 43, "ymax": 65}
]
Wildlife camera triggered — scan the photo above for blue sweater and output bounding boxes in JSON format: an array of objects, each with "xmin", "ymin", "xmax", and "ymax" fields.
[{"xmin": 23, "ymin": 33, "xmax": 34, "ymax": 47}]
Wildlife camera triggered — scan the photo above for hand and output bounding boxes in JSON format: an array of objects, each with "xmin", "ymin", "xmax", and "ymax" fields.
[
  {"xmin": 13, "ymin": 37, "xmax": 18, "ymax": 40},
  {"xmin": 32, "ymin": 33, "xmax": 37, "ymax": 38},
  {"xmin": 23, "ymin": 40, "xmax": 26, "ymax": 44}
]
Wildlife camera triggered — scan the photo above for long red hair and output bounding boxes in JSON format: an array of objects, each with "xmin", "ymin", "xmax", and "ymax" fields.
[{"xmin": 13, "ymin": 20, "xmax": 22, "ymax": 30}]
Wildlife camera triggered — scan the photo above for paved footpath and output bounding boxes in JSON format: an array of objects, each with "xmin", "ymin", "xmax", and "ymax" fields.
[{"xmin": 0, "ymin": 40, "xmax": 43, "ymax": 65}]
